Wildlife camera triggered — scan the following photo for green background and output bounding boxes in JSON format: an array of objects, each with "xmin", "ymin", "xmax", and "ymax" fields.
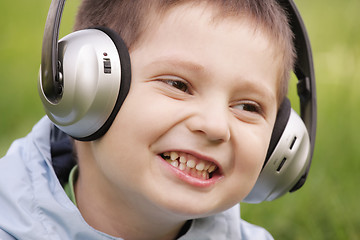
[{"xmin": 0, "ymin": 0, "xmax": 359, "ymax": 239}]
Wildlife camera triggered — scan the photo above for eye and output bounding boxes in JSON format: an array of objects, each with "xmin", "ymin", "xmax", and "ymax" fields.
[
  {"xmin": 155, "ymin": 75, "xmax": 192, "ymax": 94},
  {"xmin": 230, "ymin": 101, "xmax": 264, "ymax": 118},
  {"xmin": 237, "ymin": 103, "xmax": 261, "ymax": 113},
  {"xmin": 163, "ymin": 79, "xmax": 189, "ymax": 93}
]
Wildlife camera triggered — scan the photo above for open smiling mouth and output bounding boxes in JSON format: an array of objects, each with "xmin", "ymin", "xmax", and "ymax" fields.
[{"xmin": 160, "ymin": 151, "xmax": 220, "ymax": 180}]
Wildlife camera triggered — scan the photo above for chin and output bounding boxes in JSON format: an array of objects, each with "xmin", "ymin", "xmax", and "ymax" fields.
[{"xmin": 150, "ymin": 190, "xmax": 238, "ymax": 220}]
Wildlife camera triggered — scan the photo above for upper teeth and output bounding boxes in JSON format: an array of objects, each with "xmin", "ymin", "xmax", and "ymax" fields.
[{"xmin": 162, "ymin": 151, "xmax": 218, "ymax": 180}]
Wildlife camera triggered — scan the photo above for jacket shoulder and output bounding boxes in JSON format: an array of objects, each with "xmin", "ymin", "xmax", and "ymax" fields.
[
  {"xmin": 0, "ymin": 229, "xmax": 16, "ymax": 240},
  {"xmin": 239, "ymin": 218, "xmax": 274, "ymax": 240}
]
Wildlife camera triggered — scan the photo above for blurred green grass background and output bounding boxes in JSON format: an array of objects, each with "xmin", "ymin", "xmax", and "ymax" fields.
[{"xmin": 0, "ymin": 0, "xmax": 359, "ymax": 239}]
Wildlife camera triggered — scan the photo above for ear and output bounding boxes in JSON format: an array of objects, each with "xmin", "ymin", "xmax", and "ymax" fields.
[{"xmin": 243, "ymin": 98, "xmax": 311, "ymax": 203}]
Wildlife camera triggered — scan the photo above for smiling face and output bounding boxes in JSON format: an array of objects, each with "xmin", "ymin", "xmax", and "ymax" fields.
[{"xmin": 83, "ymin": 3, "xmax": 281, "ymax": 220}]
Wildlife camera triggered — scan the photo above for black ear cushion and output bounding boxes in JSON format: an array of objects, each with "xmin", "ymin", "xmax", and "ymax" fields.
[
  {"xmin": 264, "ymin": 98, "xmax": 291, "ymax": 165},
  {"xmin": 77, "ymin": 26, "xmax": 132, "ymax": 141}
]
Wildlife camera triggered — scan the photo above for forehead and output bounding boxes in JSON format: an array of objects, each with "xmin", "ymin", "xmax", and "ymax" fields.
[
  {"xmin": 135, "ymin": 2, "xmax": 281, "ymax": 57},
  {"xmin": 134, "ymin": 1, "xmax": 283, "ymax": 52},
  {"xmin": 136, "ymin": 2, "xmax": 277, "ymax": 55}
]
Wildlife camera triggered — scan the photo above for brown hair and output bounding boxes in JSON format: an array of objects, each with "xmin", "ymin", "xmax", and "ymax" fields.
[{"xmin": 74, "ymin": 0, "xmax": 295, "ymax": 104}]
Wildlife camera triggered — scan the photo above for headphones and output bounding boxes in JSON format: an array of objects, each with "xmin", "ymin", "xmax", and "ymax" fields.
[{"xmin": 38, "ymin": 0, "xmax": 316, "ymax": 203}]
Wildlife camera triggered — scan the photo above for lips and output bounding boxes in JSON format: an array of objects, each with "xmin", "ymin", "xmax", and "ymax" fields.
[{"xmin": 160, "ymin": 151, "xmax": 220, "ymax": 180}]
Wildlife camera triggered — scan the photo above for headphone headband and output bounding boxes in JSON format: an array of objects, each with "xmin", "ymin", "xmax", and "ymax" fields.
[{"xmin": 41, "ymin": 0, "xmax": 65, "ymax": 104}]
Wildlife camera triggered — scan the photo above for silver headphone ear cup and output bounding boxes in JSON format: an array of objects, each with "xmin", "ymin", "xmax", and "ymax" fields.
[
  {"xmin": 38, "ymin": 28, "xmax": 130, "ymax": 140},
  {"xmin": 243, "ymin": 109, "xmax": 311, "ymax": 203}
]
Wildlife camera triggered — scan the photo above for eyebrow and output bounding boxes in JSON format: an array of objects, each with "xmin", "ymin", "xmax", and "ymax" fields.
[
  {"xmin": 145, "ymin": 56, "xmax": 206, "ymax": 75},
  {"xmin": 235, "ymin": 79, "xmax": 277, "ymax": 104}
]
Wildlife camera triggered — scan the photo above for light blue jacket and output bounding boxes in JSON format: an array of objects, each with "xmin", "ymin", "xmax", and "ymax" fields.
[{"xmin": 0, "ymin": 117, "xmax": 274, "ymax": 240}]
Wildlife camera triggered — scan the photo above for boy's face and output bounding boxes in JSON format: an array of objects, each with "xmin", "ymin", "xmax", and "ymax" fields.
[{"xmin": 90, "ymin": 4, "xmax": 280, "ymax": 218}]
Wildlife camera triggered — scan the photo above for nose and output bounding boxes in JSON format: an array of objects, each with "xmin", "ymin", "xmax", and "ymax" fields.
[{"xmin": 186, "ymin": 101, "xmax": 231, "ymax": 143}]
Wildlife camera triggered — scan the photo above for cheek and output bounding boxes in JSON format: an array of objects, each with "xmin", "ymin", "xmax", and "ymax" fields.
[
  {"xmin": 231, "ymin": 126, "xmax": 274, "ymax": 194},
  {"xmin": 87, "ymin": 100, "xmax": 150, "ymax": 185},
  {"xmin": 235, "ymin": 124, "xmax": 272, "ymax": 164},
  {"xmin": 89, "ymin": 86, "xmax": 174, "ymax": 174},
  {"xmin": 238, "ymin": 145, "xmax": 265, "ymax": 184},
  {"xmin": 105, "ymin": 89, "xmax": 155, "ymax": 145},
  {"xmin": 89, "ymin": 126, "xmax": 152, "ymax": 194},
  {"xmin": 112, "ymin": 85, "xmax": 185, "ymax": 146}
]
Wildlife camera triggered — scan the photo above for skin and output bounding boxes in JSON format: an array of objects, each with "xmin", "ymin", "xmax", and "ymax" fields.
[{"xmin": 74, "ymin": 3, "xmax": 281, "ymax": 240}]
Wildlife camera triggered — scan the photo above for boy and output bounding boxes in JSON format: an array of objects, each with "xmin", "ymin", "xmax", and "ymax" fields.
[{"xmin": 0, "ymin": 0, "xmax": 295, "ymax": 239}]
